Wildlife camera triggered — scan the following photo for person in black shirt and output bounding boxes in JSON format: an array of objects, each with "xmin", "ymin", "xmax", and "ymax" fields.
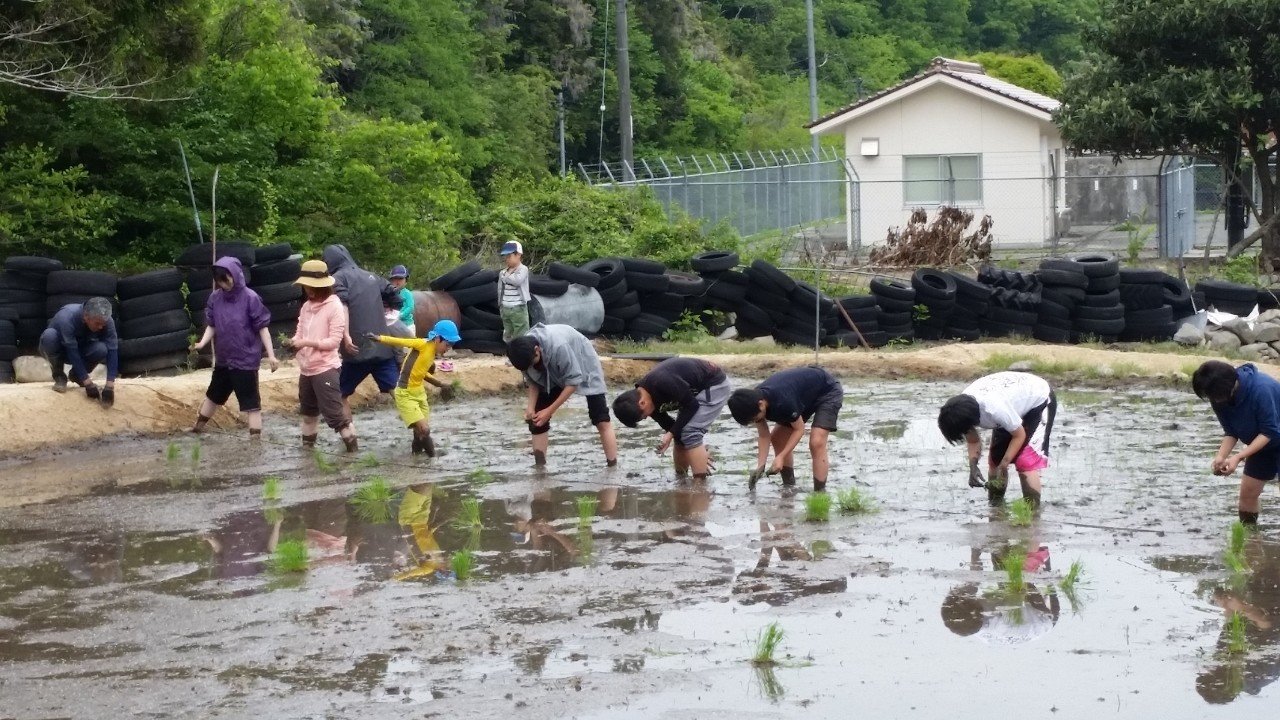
[
  {"xmin": 612, "ymin": 357, "xmax": 731, "ymax": 480},
  {"xmin": 727, "ymin": 366, "xmax": 843, "ymax": 492}
]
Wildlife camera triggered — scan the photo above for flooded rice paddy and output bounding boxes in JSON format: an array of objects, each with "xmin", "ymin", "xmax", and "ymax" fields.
[{"xmin": 0, "ymin": 378, "xmax": 1277, "ymax": 718}]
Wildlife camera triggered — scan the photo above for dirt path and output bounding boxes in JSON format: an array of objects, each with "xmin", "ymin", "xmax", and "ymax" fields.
[{"xmin": 0, "ymin": 342, "xmax": 1260, "ymax": 457}]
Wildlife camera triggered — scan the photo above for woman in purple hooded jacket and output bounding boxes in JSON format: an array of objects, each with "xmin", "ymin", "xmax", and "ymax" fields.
[{"xmin": 190, "ymin": 256, "xmax": 279, "ymax": 437}]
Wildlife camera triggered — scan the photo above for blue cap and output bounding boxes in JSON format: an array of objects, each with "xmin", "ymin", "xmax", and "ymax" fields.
[
  {"xmin": 388, "ymin": 265, "xmax": 409, "ymax": 279},
  {"xmin": 500, "ymin": 240, "xmax": 523, "ymax": 256},
  {"xmin": 427, "ymin": 319, "xmax": 462, "ymax": 343}
]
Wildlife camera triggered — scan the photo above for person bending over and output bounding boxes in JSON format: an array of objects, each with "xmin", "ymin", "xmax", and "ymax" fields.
[
  {"xmin": 612, "ymin": 357, "xmax": 730, "ymax": 480},
  {"xmin": 728, "ymin": 365, "xmax": 843, "ymax": 492},
  {"xmin": 1193, "ymin": 360, "xmax": 1280, "ymax": 526}
]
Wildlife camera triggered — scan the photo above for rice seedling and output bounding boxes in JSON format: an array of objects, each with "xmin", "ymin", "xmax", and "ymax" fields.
[
  {"xmin": 467, "ymin": 467, "xmax": 494, "ymax": 484},
  {"xmin": 262, "ymin": 476, "xmax": 283, "ymax": 501},
  {"xmin": 313, "ymin": 448, "xmax": 337, "ymax": 472},
  {"xmin": 356, "ymin": 452, "xmax": 380, "ymax": 468},
  {"xmin": 1224, "ymin": 521, "xmax": 1251, "ymax": 575},
  {"xmin": 835, "ymin": 487, "xmax": 873, "ymax": 514},
  {"xmin": 190, "ymin": 442, "xmax": 201, "ymax": 464},
  {"xmin": 1060, "ymin": 560, "xmax": 1085, "ymax": 593},
  {"xmin": 269, "ymin": 539, "xmax": 308, "ymax": 573},
  {"xmin": 1230, "ymin": 520, "xmax": 1248, "ymax": 556},
  {"xmin": 751, "ymin": 622, "xmax": 785, "ymax": 666},
  {"xmin": 1008, "ymin": 497, "xmax": 1034, "ymax": 526},
  {"xmin": 809, "ymin": 540, "xmax": 833, "ymax": 560},
  {"xmin": 166, "ymin": 441, "xmax": 180, "ymax": 462},
  {"xmin": 576, "ymin": 495, "xmax": 599, "ymax": 527},
  {"xmin": 451, "ymin": 548, "xmax": 474, "ymax": 581},
  {"xmin": 1002, "ymin": 546, "xmax": 1027, "ymax": 595},
  {"xmin": 803, "ymin": 492, "xmax": 831, "ymax": 523},
  {"xmin": 753, "ymin": 665, "xmax": 786, "ymax": 702},
  {"xmin": 1226, "ymin": 611, "xmax": 1249, "ymax": 655},
  {"xmin": 350, "ymin": 477, "xmax": 395, "ymax": 524},
  {"xmin": 454, "ymin": 496, "xmax": 483, "ymax": 530},
  {"xmin": 576, "ymin": 525, "xmax": 595, "ymax": 565}
]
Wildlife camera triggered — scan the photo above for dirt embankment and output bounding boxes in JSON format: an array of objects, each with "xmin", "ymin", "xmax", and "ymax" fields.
[{"xmin": 0, "ymin": 342, "xmax": 1255, "ymax": 457}]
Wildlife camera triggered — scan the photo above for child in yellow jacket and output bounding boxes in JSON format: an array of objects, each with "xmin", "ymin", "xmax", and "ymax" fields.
[{"xmin": 368, "ymin": 319, "xmax": 461, "ymax": 455}]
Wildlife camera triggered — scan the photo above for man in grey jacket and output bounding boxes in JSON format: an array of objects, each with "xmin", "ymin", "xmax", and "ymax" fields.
[
  {"xmin": 323, "ymin": 245, "xmax": 400, "ymax": 418},
  {"xmin": 506, "ymin": 324, "xmax": 617, "ymax": 467}
]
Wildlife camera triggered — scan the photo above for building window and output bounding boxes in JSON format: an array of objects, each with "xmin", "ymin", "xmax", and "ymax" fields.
[{"xmin": 903, "ymin": 154, "xmax": 982, "ymax": 205}]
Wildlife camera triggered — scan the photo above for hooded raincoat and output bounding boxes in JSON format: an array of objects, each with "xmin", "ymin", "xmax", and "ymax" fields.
[{"xmin": 205, "ymin": 257, "xmax": 272, "ymax": 371}]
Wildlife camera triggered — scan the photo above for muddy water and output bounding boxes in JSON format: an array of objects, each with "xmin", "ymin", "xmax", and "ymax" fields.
[{"xmin": 0, "ymin": 379, "xmax": 1277, "ymax": 718}]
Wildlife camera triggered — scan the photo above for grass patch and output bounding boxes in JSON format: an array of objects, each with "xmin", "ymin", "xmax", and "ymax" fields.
[
  {"xmin": 803, "ymin": 492, "xmax": 831, "ymax": 522},
  {"xmin": 262, "ymin": 476, "xmax": 282, "ymax": 501},
  {"xmin": 350, "ymin": 477, "xmax": 395, "ymax": 524},
  {"xmin": 1226, "ymin": 611, "xmax": 1249, "ymax": 655},
  {"xmin": 576, "ymin": 495, "xmax": 599, "ymax": 527},
  {"xmin": 454, "ymin": 496, "xmax": 483, "ymax": 530},
  {"xmin": 269, "ymin": 539, "xmax": 308, "ymax": 573},
  {"xmin": 451, "ymin": 548, "xmax": 474, "ymax": 581},
  {"xmin": 751, "ymin": 622, "xmax": 785, "ymax": 666},
  {"xmin": 1007, "ymin": 497, "xmax": 1034, "ymax": 526},
  {"xmin": 835, "ymin": 486, "xmax": 874, "ymax": 514},
  {"xmin": 1002, "ymin": 546, "xmax": 1027, "ymax": 595}
]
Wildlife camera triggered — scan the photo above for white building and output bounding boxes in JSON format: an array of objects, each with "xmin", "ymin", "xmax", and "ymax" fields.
[{"xmin": 808, "ymin": 57, "xmax": 1065, "ymax": 250}]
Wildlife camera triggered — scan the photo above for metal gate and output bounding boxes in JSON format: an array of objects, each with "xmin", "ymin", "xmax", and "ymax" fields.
[{"xmin": 1159, "ymin": 156, "xmax": 1196, "ymax": 258}]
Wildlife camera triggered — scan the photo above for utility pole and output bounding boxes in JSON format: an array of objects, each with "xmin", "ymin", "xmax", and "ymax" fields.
[
  {"xmin": 805, "ymin": 0, "xmax": 819, "ymax": 158},
  {"xmin": 557, "ymin": 87, "xmax": 567, "ymax": 177},
  {"xmin": 616, "ymin": 0, "xmax": 633, "ymax": 181}
]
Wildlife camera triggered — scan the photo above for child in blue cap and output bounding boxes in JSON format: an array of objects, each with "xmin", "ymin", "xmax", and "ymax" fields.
[
  {"xmin": 368, "ymin": 319, "xmax": 461, "ymax": 455},
  {"xmin": 387, "ymin": 265, "xmax": 416, "ymax": 336},
  {"xmin": 497, "ymin": 241, "xmax": 530, "ymax": 343}
]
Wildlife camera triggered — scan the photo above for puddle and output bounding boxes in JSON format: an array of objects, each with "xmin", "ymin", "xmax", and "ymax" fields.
[{"xmin": 0, "ymin": 380, "xmax": 1276, "ymax": 716}]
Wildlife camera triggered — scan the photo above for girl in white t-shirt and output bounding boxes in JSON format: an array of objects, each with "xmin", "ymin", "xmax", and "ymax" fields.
[{"xmin": 938, "ymin": 371, "xmax": 1057, "ymax": 506}]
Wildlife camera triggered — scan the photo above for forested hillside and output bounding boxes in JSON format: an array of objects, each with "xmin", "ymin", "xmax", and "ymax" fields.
[{"xmin": 0, "ymin": 0, "xmax": 1096, "ymax": 272}]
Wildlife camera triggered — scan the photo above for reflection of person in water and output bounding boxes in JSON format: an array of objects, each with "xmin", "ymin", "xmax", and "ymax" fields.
[
  {"xmin": 941, "ymin": 544, "xmax": 1060, "ymax": 644},
  {"xmin": 392, "ymin": 484, "xmax": 447, "ymax": 581},
  {"xmin": 62, "ymin": 533, "xmax": 126, "ymax": 585},
  {"xmin": 1196, "ymin": 537, "xmax": 1280, "ymax": 704},
  {"xmin": 506, "ymin": 488, "xmax": 580, "ymax": 572}
]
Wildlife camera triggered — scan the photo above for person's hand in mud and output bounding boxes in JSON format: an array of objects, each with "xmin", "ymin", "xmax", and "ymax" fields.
[
  {"xmin": 769, "ymin": 455, "xmax": 788, "ymax": 476},
  {"xmin": 655, "ymin": 432, "xmax": 674, "ymax": 455},
  {"xmin": 82, "ymin": 379, "xmax": 99, "ymax": 400},
  {"xmin": 967, "ymin": 458, "xmax": 986, "ymax": 488},
  {"xmin": 99, "ymin": 386, "xmax": 114, "ymax": 408},
  {"xmin": 988, "ymin": 463, "xmax": 1009, "ymax": 490},
  {"xmin": 438, "ymin": 383, "xmax": 455, "ymax": 402}
]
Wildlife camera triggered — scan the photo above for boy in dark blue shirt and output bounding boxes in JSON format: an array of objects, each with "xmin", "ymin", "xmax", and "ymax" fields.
[
  {"xmin": 727, "ymin": 366, "xmax": 843, "ymax": 492},
  {"xmin": 1193, "ymin": 360, "xmax": 1280, "ymax": 526}
]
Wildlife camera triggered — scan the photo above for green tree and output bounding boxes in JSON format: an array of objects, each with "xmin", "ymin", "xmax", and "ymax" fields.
[
  {"xmin": 967, "ymin": 52, "xmax": 1061, "ymax": 97},
  {"xmin": 1057, "ymin": 0, "xmax": 1280, "ymax": 263},
  {"xmin": 0, "ymin": 145, "xmax": 115, "ymax": 260}
]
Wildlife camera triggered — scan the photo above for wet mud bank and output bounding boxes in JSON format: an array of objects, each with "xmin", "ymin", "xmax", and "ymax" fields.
[{"xmin": 0, "ymin": 380, "xmax": 1276, "ymax": 717}]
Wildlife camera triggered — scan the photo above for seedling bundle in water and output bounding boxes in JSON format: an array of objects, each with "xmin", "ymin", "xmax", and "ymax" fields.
[
  {"xmin": 576, "ymin": 495, "xmax": 598, "ymax": 527},
  {"xmin": 454, "ymin": 496, "xmax": 482, "ymax": 530},
  {"xmin": 1223, "ymin": 521, "xmax": 1250, "ymax": 576},
  {"xmin": 452, "ymin": 548, "xmax": 474, "ymax": 581},
  {"xmin": 1002, "ymin": 546, "xmax": 1027, "ymax": 595},
  {"xmin": 350, "ymin": 477, "xmax": 395, "ymax": 524},
  {"xmin": 804, "ymin": 492, "xmax": 831, "ymax": 523},
  {"xmin": 752, "ymin": 622, "xmax": 785, "ymax": 665},
  {"xmin": 270, "ymin": 539, "xmax": 308, "ymax": 573},
  {"xmin": 313, "ymin": 449, "xmax": 337, "ymax": 472},
  {"xmin": 835, "ymin": 487, "xmax": 873, "ymax": 515},
  {"xmin": 467, "ymin": 468, "xmax": 494, "ymax": 484},
  {"xmin": 262, "ymin": 476, "xmax": 283, "ymax": 501},
  {"xmin": 1008, "ymin": 498, "xmax": 1034, "ymax": 526},
  {"xmin": 166, "ymin": 441, "xmax": 180, "ymax": 462},
  {"xmin": 356, "ymin": 452, "xmax": 380, "ymax": 468},
  {"xmin": 1226, "ymin": 611, "xmax": 1249, "ymax": 655}
]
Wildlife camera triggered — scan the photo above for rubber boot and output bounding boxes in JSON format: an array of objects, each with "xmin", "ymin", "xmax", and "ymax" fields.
[
  {"xmin": 1022, "ymin": 487, "xmax": 1041, "ymax": 509},
  {"xmin": 606, "ymin": 458, "xmax": 618, "ymax": 468},
  {"xmin": 249, "ymin": 429, "xmax": 261, "ymax": 439},
  {"xmin": 52, "ymin": 370, "xmax": 68, "ymax": 394},
  {"xmin": 1240, "ymin": 510, "xmax": 1259, "ymax": 526},
  {"xmin": 987, "ymin": 486, "xmax": 1006, "ymax": 506},
  {"xmin": 423, "ymin": 431, "xmax": 435, "ymax": 458},
  {"xmin": 190, "ymin": 415, "xmax": 210, "ymax": 434},
  {"xmin": 410, "ymin": 434, "xmax": 424, "ymax": 454},
  {"xmin": 343, "ymin": 436, "xmax": 359, "ymax": 453},
  {"xmin": 813, "ymin": 477, "xmax": 827, "ymax": 493},
  {"xmin": 779, "ymin": 467, "xmax": 796, "ymax": 487},
  {"xmin": 301, "ymin": 434, "xmax": 318, "ymax": 447},
  {"xmin": 532, "ymin": 449, "xmax": 546, "ymax": 466}
]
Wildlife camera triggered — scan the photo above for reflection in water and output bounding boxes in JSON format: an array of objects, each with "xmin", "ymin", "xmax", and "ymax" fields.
[
  {"xmin": 753, "ymin": 664, "xmax": 785, "ymax": 702},
  {"xmin": 1197, "ymin": 536, "xmax": 1280, "ymax": 704},
  {"xmin": 733, "ymin": 493, "xmax": 847, "ymax": 606},
  {"xmin": 941, "ymin": 543, "xmax": 1060, "ymax": 643}
]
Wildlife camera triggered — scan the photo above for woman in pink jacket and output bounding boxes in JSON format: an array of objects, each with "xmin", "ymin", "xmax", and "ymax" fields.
[{"xmin": 288, "ymin": 260, "xmax": 359, "ymax": 452}]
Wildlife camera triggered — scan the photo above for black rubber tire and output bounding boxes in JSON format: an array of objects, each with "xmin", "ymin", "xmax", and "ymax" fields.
[
  {"xmin": 1207, "ymin": 299, "xmax": 1256, "ymax": 316},
  {"xmin": 248, "ymin": 259, "xmax": 301, "ymax": 286},
  {"xmin": 184, "ymin": 267, "xmax": 214, "ymax": 292},
  {"xmin": 910, "ymin": 269, "xmax": 957, "ymax": 301},
  {"xmin": 1124, "ymin": 306, "xmax": 1174, "ymax": 325},
  {"xmin": 872, "ymin": 295, "xmax": 914, "ymax": 314},
  {"xmin": 1086, "ymin": 273, "xmax": 1121, "ymax": 293},
  {"xmin": 1036, "ymin": 313, "xmax": 1072, "ymax": 331},
  {"xmin": 0, "ymin": 307, "xmax": 17, "ymax": 321},
  {"xmin": 1118, "ymin": 282, "xmax": 1165, "ymax": 311},
  {"xmin": 735, "ymin": 302, "xmax": 774, "ymax": 329},
  {"xmin": 1119, "ymin": 322, "xmax": 1177, "ymax": 342},
  {"xmin": 735, "ymin": 318, "xmax": 774, "ymax": 339},
  {"xmin": 1074, "ymin": 317, "xmax": 1125, "ymax": 335},
  {"xmin": 0, "ymin": 344, "xmax": 16, "ymax": 362},
  {"xmin": 121, "ymin": 309, "xmax": 191, "ymax": 339},
  {"xmin": 839, "ymin": 295, "xmax": 878, "ymax": 311},
  {"xmin": 620, "ymin": 257, "xmax": 667, "ymax": 275},
  {"xmin": 447, "ymin": 283, "xmax": 498, "ymax": 307},
  {"xmin": 628, "ymin": 313, "xmax": 673, "ymax": 336},
  {"xmin": 459, "ymin": 327, "xmax": 503, "ymax": 344},
  {"xmin": 986, "ymin": 306, "xmax": 1038, "ymax": 326},
  {"xmin": 640, "ymin": 291, "xmax": 686, "ymax": 314},
  {"xmin": 773, "ymin": 326, "xmax": 822, "ymax": 346},
  {"xmin": 666, "ymin": 271, "xmax": 707, "ymax": 297},
  {"xmin": 877, "ymin": 309, "xmax": 912, "ymax": 327},
  {"xmin": 119, "ymin": 330, "xmax": 190, "ymax": 361},
  {"xmin": 1038, "ymin": 299, "xmax": 1071, "ymax": 321},
  {"xmin": 187, "ymin": 289, "xmax": 214, "ymax": 314},
  {"xmin": 0, "ymin": 288, "xmax": 42, "ymax": 305},
  {"xmin": 580, "ymin": 258, "xmax": 628, "ymax": 288},
  {"xmin": 529, "ymin": 274, "xmax": 569, "ymax": 297},
  {"xmin": 948, "ymin": 271, "xmax": 993, "ymax": 301},
  {"xmin": 268, "ymin": 299, "xmax": 302, "ymax": 322},
  {"xmin": 707, "ymin": 277, "xmax": 748, "ymax": 304},
  {"xmin": 0, "ymin": 319, "xmax": 13, "ymax": 345},
  {"xmin": 1196, "ymin": 278, "xmax": 1258, "ymax": 302},
  {"xmin": 1162, "ymin": 276, "xmax": 1193, "ymax": 306},
  {"xmin": 600, "ymin": 316, "xmax": 627, "ymax": 334},
  {"xmin": 0, "ymin": 271, "xmax": 46, "ymax": 293},
  {"xmin": 254, "ymin": 243, "xmax": 294, "ymax": 264},
  {"xmin": 120, "ymin": 350, "xmax": 191, "ymax": 377},
  {"xmin": 14, "ymin": 318, "xmax": 45, "ymax": 343},
  {"xmin": 430, "ymin": 261, "xmax": 483, "ymax": 291},
  {"xmin": 452, "ymin": 269, "xmax": 500, "ymax": 290},
  {"xmin": 0, "ymin": 359, "xmax": 13, "ymax": 383},
  {"xmin": 548, "ymin": 261, "xmax": 600, "ymax": 288},
  {"xmin": 842, "ymin": 306, "xmax": 879, "ymax": 325},
  {"xmin": 1041, "ymin": 286, "xmax": 1085, "ymax": 306},
  {"xmin": 462, "ymin": 305, "xmax": 502, "ymax": 330},
  {"xmin": 1039, "ymin": 257, "xmax": 1087, "ymax": 274},
  {"xmin": 626, "ymin": 271, "xmax": 670, "ymax": 293},
  {"xmin": 117, "ymin": 268, "xmax": 184, "ymax": 299},
  {"xmin": 46, "ymin": 270, "xmax": 117, "ymax": 297},
  {"xmin": 4, "ymin": 256, "xmax": 64, "ymax": 274},
  {"xmin": 252, "ymin": 282, "xmax": 302, "ymax": 305},
  {"xmin": 1069, "ymin": 253, "xmax": 1120, "ymax": 277},
  {"xmin": 749, "ymin": 260, "xmax": 797, "ymax": 294},
  {"xmin": 120, "ymin": 291, "xmax": 185, "ymax": 319},
  {"xmin": 982, "ymin": 320, "xmax": 1033, "ymax": 339},
  {"xmin": 175, "ymin": 242, "xmax": 256, "ymax": 268},
  {"xmin": 701, "ymin": 269, "xmax": 749, "ymax": 285},
  {"xmin": 1033, "ymin": 324, "xmax": 1071, "ymax": 343},
  {"xmin": 1075, "ymin": 303, "xmax": 1124, "ymax": 321},
  {"xmin": 870, "ymin": 277, "xmax": 915, "ymax": 302},
  {"xmin": 3, "ymin": 300, "xmax": 45, "ymax": 319},
  {"xmin": 453, "ymin": 339, "xmax": 508, "ymax": 355},
  {"xmin": 1260, "ymin": 288, "xmax": 1280, "ymax": 311},
  {"xmin": 1035, "ymin": 268, "xmax": 1090, "ymax": 289},
  {"xmin": 1118, "ymin": 268, "xmax": 1164, "ymax": 284},
  {"xmin": 790, "ymin": 282, "xmax": 835, "ymax": 312},
  {"xmin": 597, "ymin": 278, "xmax": 629, "ymax": 304},
  {"xmin": 607, "ymin": 302, "xmax": 641, "ymax": 321},
  {"xmin": 1080, "ymin": 289, "xmax": 1121, "ymax": 307},
  {"xmin": 690, "ymin": 251, "xmax": 739, "ymax": 273},
  {"xmin": 945, "ymin": 326, "xmax": 982, "ymax": 342}
]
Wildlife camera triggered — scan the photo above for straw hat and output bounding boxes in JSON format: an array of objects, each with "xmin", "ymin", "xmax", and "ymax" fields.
[{"xmin": 296, "ymin": 259, "xmax": 335, "ymax": 288}]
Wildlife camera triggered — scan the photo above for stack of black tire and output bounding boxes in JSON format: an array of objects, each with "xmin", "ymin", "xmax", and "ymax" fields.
[
  {"xmin": 946, "ymin": 271, "xmax": 992, "ymax": 341},
  {"xmin": 615, "ymin": 257, "xmax": 684, "ymax": 341},
  {"xmin": 976, "ymin": 265, "xmax": 1039, "ymax": 339},
  {"xmin": 831, "ymin": 295, "xmax": 886, "ymax": 347},
  {"xmin": 734, "ymin": 260, "xmax": 791, "ymax": 339},
  {"xmin": 430, "ymin": 261, "xmax": 505, "ymax": 355},
  {"xmin": 1071, "ymin": 254, "xmax": 1124, "ymax": 342},
  {"xmin": 581, "ymin": 258, "xmax": 633, "ymax": 337},
  {"xmin": 910, "ymin": 269, "xmax": 958, "ymax": 341},
  {"xmin": 116, "ymin": 268, "xmax": 191, "ymax": 376},
  {"xmin": 1117, "ymin": 269, "xmax": 1176, "ymax": 341},
  {"xmin": 1164, "ymin": 275, "xmax": 1197, "ymax": 319},
  {"xmin": 45, "ymin": 269, "xmax": 118, "ymax": 322},
  {"xmin": 0, "ymin": 313, "xmax": 12, "ymax": 382},
  {"xmin": 688, "ymin": 251, "xmax": 746, "ymax": 336},
  {"xmin": 246, "ymin": 243, "xmax": 301, "ymax": 345},
  {"xmin": 1036, "ymin": 258, "xmax": 1087, "ymax": 343},
  {"xmin": 1195, "ymin": 278, "xmax": 1258, "ymax": 316},
  {"xmin": 781, "ymin": 280, "xmax": 836, "ymax": 347},
  {"xmin": 869, "ymin": 277, "xmax": 915, "ymax": 342},
  {"xmin": 1, "ymin": 256, "xmax": 64, "ymax": 358}
]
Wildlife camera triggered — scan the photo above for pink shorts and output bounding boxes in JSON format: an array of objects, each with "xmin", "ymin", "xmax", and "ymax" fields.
[{"xmin": 1014, "ymin": 443, "xmax": 1049, "ymax": 473}]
